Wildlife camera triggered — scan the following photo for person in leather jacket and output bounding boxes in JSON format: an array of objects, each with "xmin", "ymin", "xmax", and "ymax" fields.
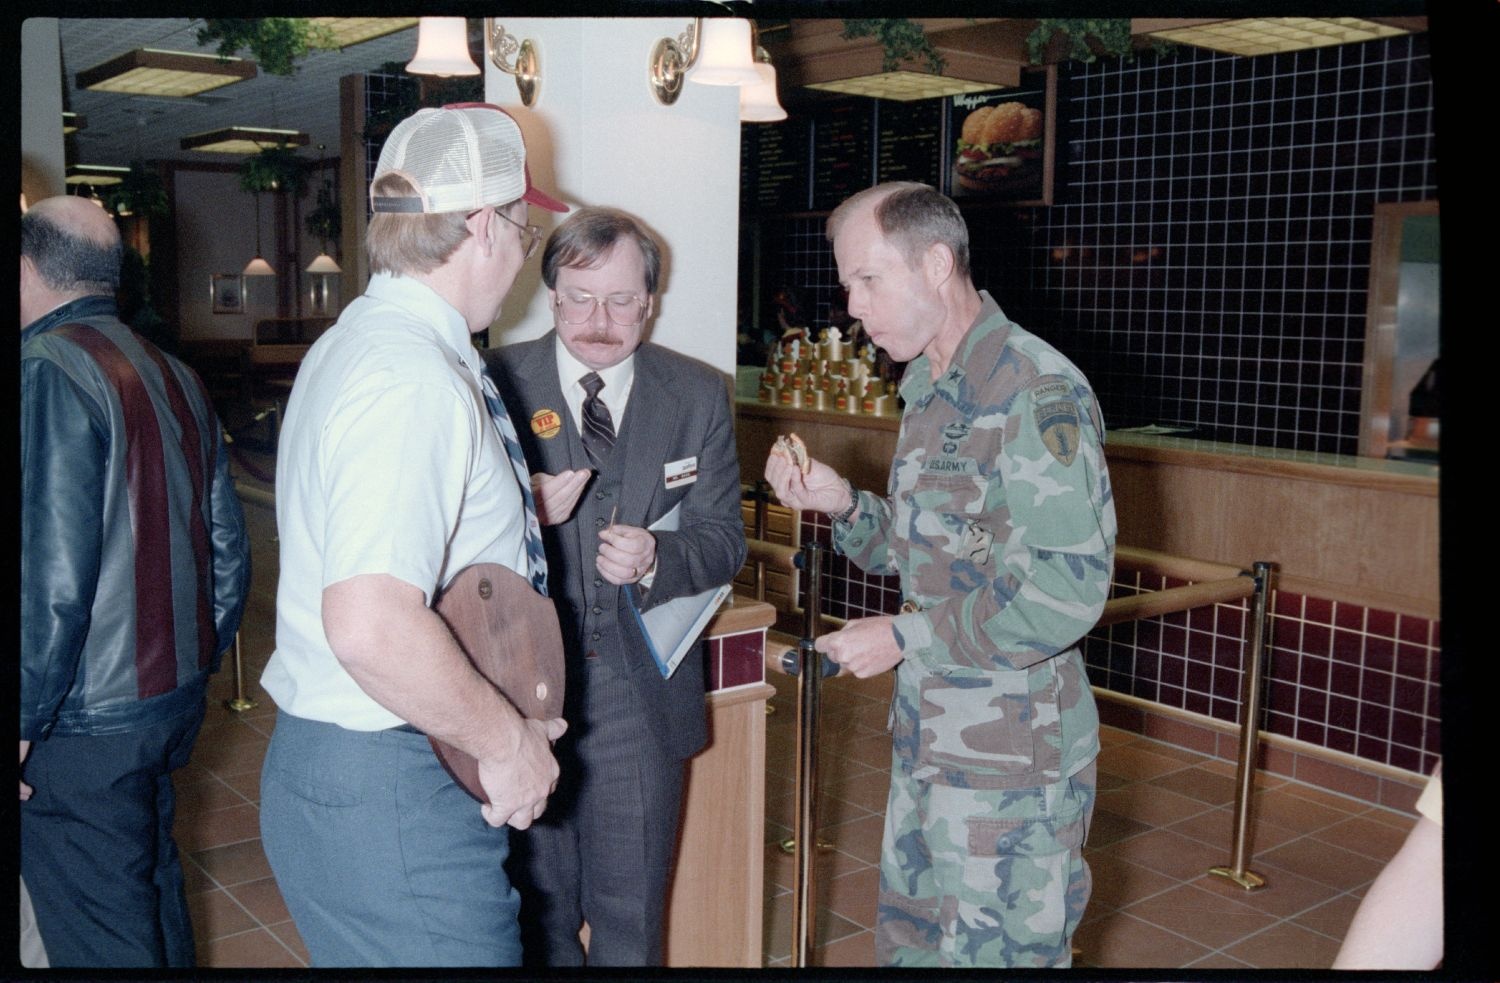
[{"xmin": 20, "ymin": 195, "xmax": 250, "ymax": 967}]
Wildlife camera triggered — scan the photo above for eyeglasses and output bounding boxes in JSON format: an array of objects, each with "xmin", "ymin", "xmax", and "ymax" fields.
[
  {"xmin": 554, "ymin": 291, "xmax": 648, "ymax": 326},
  {"xmin": 492, "ymin": 209, "xmax": 544, "ymax": 260}
]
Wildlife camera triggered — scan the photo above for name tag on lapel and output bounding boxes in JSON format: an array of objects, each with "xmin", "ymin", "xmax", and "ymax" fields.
[{"xmin": 664, "ymin": 456, "xmax": 698, "ymax": 489}]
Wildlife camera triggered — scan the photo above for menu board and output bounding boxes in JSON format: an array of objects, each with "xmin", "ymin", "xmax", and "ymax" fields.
[
  {"xmin": 810, "ymin": 101, "xmax": 874, "ymax": 212},
  {"xmin": 741, "ymin": 117, "xmax": 810, "ymax": 215},
  {"xmin": 875, "ymin": 99, "xmax": 945, "ymax": 190}
]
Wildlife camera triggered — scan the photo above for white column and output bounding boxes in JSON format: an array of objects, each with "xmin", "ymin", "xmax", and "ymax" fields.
[
  {"xmin": 486, "ymin": 17, "xmax": 742, "ymax": 376},
  {"xmin": 22, "ymin": 17, "xmax": 66, "ymax": 206}
]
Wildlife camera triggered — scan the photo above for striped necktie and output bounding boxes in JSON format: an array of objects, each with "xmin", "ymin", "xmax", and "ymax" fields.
[
  {"xmin": 479, "ymin": 367, "xmax": 549, "ymax": 597},
  {"xmin": 579, "ymin": 372, "xmax": 617, "ymax": 469}
]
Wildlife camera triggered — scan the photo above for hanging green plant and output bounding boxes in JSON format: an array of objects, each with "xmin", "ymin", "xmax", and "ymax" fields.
[
  {"xmin": 117, "ymin": 246, "xmax": 173, "ymax": 352},
  {"xmin": 841, "ymin": 19, "xmax": 946, "ymax": 75},
  {"xmin": 197, "ymin": 18, "xmax": 338, "ymax": 76},
  {"xmin": 362, "ymin": 60, "xmax": 484, "ymax": 144},
  {"xmin": 239, "ymin": 146, "xmax": 309, "ymax": 196},
  {"xmin": 305, "ymin": 179, "xmax": 342, "ymax": 243},
  {"xmin": 103, "ymin": 161, "xmax": 169, "ymax": 219},
  {"xmin": 1025, "ymin": 19, "xmax": 1141, "ymax": 64}
]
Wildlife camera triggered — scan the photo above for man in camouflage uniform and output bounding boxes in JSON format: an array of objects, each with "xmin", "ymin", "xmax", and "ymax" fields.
[{"xmin": 765, "ymin": 182, "xmax": 1116, "ymax": 968}]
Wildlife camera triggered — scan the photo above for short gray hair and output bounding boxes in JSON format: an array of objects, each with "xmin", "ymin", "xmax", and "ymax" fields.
[
  {"xmin": 541, "ymin": 206, "xmax": 662, "ymax": 295},
  {"xmin": 20, "ymin": 208, "xmax": 122, "ymax": 294},
  {"xmin": 366, "ymin": 171, "xmax": 491, "ymax": 276},
  {"xmin": 827, "ymin": 182, "xmax": 970, "ymax": 278}
]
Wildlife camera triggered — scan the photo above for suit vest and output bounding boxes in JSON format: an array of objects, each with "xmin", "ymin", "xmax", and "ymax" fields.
[{"xmin": 548, "ymin": 411, "xmax": 632, "ymax": 661}]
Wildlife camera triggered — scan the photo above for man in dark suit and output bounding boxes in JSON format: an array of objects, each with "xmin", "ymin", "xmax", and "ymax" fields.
[{"xmin": 488, "ymin": 206, "xmax": 747, "ymax": 967}]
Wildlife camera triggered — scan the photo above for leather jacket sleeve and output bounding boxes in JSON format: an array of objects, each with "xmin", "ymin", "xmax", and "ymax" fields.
[
  {"xmin": 20, "ymin": 357, "xmax": 108, "ymax": 740},
  {"xmin": 207, "ymin": 414, "xmax": 250, "ymax": 669},
  {"xmin": 207, "ymin": 422, "xmax": 251, "ymax": 669}
]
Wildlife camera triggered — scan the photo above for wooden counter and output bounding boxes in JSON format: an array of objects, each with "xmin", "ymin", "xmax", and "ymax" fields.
[
  {"xmin": 734, "ymin": 399, "xmax": 1440, "ymax": 619},
  {"xmin": 1105, "ymin": 432, "xmax": 1438, "ymax": 618},
  {"xmin": 664, "ymin": 599, "xmax": 775, "ymax": 967}
]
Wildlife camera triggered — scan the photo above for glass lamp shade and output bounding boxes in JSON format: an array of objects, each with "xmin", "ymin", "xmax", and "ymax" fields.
[
  {"xmin": 689, "ymin": 20, "xmax": 762, "ymax": 86},
  {"xmin": 407, "ymin": 17, "xmax": 480, "ymax": 77},
  {"xmin": 739, "ymin": 62, "xmax": 787, "ymax": 122},
  {"xmin": 306, "ymin": 252, "xmax": 343, "ymax": 274},
  {"xmin": 243, "ymin": 256, "xmax": 276, "ymax": 276}
]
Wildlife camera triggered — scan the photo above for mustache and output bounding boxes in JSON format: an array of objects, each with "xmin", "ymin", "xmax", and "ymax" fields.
[{"xmin": 578, "ymin": 334, "xmax": 620, "ymax": 346}]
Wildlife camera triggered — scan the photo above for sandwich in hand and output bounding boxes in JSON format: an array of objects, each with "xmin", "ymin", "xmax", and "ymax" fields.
[{"xmin": 771, "ymin": 433, "xmax": 811, "ymax": 475}]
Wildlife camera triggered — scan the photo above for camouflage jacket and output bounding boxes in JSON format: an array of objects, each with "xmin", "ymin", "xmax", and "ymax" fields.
[{"xmin": 833, "ymin": 293, "xmax": 1116, "ymax": 789}]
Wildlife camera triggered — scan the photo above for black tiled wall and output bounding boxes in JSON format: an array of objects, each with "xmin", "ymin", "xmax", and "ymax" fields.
[{"xmin": 749, "ymin": 33, "xmax": 1436, "ymax": 454}]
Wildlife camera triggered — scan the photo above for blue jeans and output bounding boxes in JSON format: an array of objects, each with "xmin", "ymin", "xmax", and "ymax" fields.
[{"xmin": 259, "ymin": 710, "xmax": 522, "ymax": 967}]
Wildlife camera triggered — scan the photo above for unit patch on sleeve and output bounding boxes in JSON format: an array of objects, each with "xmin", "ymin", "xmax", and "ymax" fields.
[{"xmin": 1031, "ymin": 377, "xmax": 1082, "ymax": 467}]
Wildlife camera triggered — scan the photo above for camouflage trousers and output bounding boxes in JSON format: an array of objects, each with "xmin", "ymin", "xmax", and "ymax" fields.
[{"xmin": 876, "ymin": 757, "xmax": 1097, "ymax": 968}]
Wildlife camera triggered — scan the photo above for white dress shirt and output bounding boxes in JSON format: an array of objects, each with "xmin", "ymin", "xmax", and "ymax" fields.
[
  {"xmin": 262, "ymin": 274, "xmax": 528, "ymax": 730},
  {"xmin": 555, "ymin": 334, "xmax": 635, "ymax": 433}
]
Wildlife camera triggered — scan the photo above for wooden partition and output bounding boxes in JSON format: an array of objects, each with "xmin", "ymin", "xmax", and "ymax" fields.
[{"xmin": 663, "ymin": 600, "xmax": 776, "ymax": 967}]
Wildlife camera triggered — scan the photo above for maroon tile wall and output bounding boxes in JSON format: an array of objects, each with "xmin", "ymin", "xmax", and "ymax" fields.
[
  {"xmin": 707, "ymin": 630, "xmax": 768, "ymax": 693},
  {"xmin": 796, "ymin": 511, "xmax": 1439, "ymax": 775}
]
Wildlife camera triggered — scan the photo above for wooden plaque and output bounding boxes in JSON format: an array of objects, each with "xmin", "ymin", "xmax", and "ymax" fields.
[{"xmin": 429, "ymin": 563, "xmax": 565, "ymax": 803}]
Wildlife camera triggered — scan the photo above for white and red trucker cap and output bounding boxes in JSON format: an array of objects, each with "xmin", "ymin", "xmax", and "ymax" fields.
[{"xmin": 369, "ymin": 102, "xmax": 567, "ymax": 215}]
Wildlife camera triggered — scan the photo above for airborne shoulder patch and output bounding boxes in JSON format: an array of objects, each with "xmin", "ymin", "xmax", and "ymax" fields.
[{"xmin": 1030, "ymin": 375, "xmax": 1082, "ymax": 466}]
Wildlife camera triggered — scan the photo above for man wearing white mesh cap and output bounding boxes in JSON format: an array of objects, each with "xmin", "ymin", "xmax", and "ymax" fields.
[{"xmin": 258, "ymin": 103, "xmax": 570, "ymax": 967}]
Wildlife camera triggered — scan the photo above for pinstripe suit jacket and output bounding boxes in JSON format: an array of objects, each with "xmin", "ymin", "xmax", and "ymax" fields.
[{"xmin": 487, "ymin": 333, "xmax": 746, "ymax": 760}]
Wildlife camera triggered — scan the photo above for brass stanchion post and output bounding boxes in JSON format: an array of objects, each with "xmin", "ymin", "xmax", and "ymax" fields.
[
  {"xmin": 224, "ymin": 631, "xmax": 259, "ymax": 713},
  {"xmin": 1209, "ymin": 561, "xmax": 1274, "ymax": 890}
]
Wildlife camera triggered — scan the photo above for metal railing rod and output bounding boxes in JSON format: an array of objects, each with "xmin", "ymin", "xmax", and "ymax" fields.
[
  {"xmin": 1115, "ymin": 545, "xmax": 1246, "ymax": 584},
  {"xmin": 233, "ymin": 480, "xmax": 276, "ymax": 510},
  {"xmin": 1096, "ymin": 576, "xmax": 1254, "ymax": 627}
]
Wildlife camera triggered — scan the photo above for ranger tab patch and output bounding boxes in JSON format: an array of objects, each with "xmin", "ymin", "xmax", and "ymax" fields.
[{"xmin": 1031, "ymin": 377, "xmax": 1082, "ymax": 467}]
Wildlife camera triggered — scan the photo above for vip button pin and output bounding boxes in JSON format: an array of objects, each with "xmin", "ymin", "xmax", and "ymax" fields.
[{"xmin": 531, "ymin": 408, "xmax": 562, "ymax": 439}]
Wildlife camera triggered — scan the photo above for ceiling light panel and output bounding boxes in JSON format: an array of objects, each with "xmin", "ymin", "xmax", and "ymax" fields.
[
  {"xmin": 807, "ymin": 70, "xmax": 1008, "ymax": 102},
  {"xmin": 308, "ymin": 18, "xmax": 419, "ymax": 49},
  {"xmin": 76, "ymin": 48, "xmax": 256, "ymax": 97},
  {"xmin": 65, "ymin": 164, "xmax": 131, "ymax": 186},
  {"xmin": 180, "ymin": 127, "xmax": 310, "ymax": 154},
  {"xmin": 1146, "ymin": 18, "xmax": 1408, "ymax": 57}
]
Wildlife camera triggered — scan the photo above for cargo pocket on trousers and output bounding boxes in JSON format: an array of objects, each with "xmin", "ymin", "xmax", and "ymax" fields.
[{"xmin": 961, "ymin": 807, "xmax": 1087, "ymax": 947}]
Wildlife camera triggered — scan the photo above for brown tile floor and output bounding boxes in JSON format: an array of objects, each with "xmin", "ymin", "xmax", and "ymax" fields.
[
  {"xmin": 759, "ymin": 668, "xmax": 1417, "ymax": 970},
  {"xmin": 173, "ymin": 460, "xmax": 1414, "ymax": 969}
]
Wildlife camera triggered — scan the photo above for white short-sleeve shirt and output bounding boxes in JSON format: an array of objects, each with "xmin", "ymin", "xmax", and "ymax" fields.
[{"xmin": 261, "ymin": 273, "xmax": 528, "ymax": 730}]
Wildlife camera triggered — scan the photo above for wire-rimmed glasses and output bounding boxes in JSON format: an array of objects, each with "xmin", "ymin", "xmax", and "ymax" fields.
[{"xmin": 554, "ymin": 291, "xmax": 648, "ymax": 326}]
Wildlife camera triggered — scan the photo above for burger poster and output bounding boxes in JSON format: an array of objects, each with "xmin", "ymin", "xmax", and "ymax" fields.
[{"xmin": 949, "ymin": 68, "xmax": 1056, "ymax": 205}]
